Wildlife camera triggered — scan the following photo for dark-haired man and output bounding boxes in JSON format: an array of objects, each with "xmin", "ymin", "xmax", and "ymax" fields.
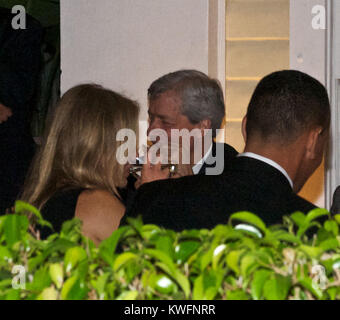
[{"xmin": 125, "ymin": 70, "xmax": 330, "ymax": 230}]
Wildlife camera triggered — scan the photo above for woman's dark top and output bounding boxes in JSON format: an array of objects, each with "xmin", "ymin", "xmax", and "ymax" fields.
[{"xmin": 39, "ymin": 188, "xmax": 85, "ymax": 239}]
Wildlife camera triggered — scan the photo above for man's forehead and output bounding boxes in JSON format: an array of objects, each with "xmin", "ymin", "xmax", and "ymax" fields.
[{"xmin": 148, "ymin": 91, "xmax": 181, "ymax": 114}]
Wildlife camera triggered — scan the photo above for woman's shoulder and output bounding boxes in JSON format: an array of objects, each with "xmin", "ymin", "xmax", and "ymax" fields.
[{"xmin": 75, "ymin": 189, "xmax": 125, "ymax": 244}]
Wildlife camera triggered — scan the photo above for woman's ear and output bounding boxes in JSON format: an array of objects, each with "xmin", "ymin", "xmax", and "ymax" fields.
[{"xmin": 242, "ymin": 116, "xmax": 247, "ymax": 143}]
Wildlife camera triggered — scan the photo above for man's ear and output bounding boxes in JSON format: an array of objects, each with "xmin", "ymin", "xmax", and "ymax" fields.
[
  {"xmin": 305, "ymin": 126, "xmax": 323, "ymax": 160},
  {"xmin": 241, "ymin": 116, "xmax": 247, "ymax": 143}
]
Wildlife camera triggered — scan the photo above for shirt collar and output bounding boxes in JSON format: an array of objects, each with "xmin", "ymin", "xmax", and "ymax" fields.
[
  {"xmin": 192, "ymin": 143, "xmax": 213, "ymax": 175},
  {"xmin": 237, "ymin": 152, "xmax": 293, "ymax": 189}
]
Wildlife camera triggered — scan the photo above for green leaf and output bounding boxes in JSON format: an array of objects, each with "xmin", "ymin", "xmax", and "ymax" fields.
[
  {"xmin": 155, "ymin": 262, "xmax": 190, "ymax": 298},
  {"xmin": 26, "ymin": 267, "xmax": 51, "ymax": 292},
  {"xmin": 294, "ymin": 209, "xmax": 328, "ymax": 238},
  {"xmin": 91, "ymin": 273, "xmax": 110, "ymax": 298},
  {"xmin": 324, "ymin": 220, "xmax": 339, "ymax": 237},
  {"xmin": 192, "ymin": 274, "xmax": 204, "ymax": 300},
  {"xmin": 3, "ymin": 215, "xmax": 29, "ymax": 247},
  {"xmin": 230, "ymin": 212, "xmax": 267, "ymax": 234},
  {"xmin": 64, "ymin": 247, "xmax": 87, "ymax": 273},
  {"xmin": 226, "ymin": 250, "xmax": 243, "ymax": 275},
  {"xmin": 299, "ymin": 245, "xmax": 324, "ymax": 258},
  {"xmin": 37, "ymin": 286, "xmax": 58, "ymax": 300},
  {"xmin": 99, "ymin": 226, "xmax": 129, "ymax": 265},
  {"xmin": 49, "ymin": 263, "xmax": 64, "ymax": 289},
  {"xmin": 251, "ymin": 269, "xmax": 272, "ymax": 300},
  {"xmin": 116, "ymin": 290, "xmax": 139, "ymax": 300},
  {"xmin": 234, "ymin": 224, "xmax": 262, "ymax": 238},
  {"xmin": 172, "ymin": 269, "xmax": 190, "ymax": 299},
  {"xmin": 0, "ymin": 246, "xmax": 12, "ymax": 261},
  {"xmin": 226, "ymin": 289, "xmax": 250, "ymax": 300},
  {"xmin": 211, "ymin": 225, "xmax": 232, "ymax": 239},
  {"xmin": 43, "ymin": 238, "xmax": 76, "ymax": 260},
  {"xmin": 179, "ymin": 229, "xmax": 202, "ymax": 240},
  {"xmin": 253, "ymin": 248, "xmax": 275, "ymax": 266},
  {"xmin": 113, "ymin": 252, "xmax": 138, "ymax": 272},
  {"xmin": 15, "ymin": 200, "xmax": 41, "ymax": 218},
  {"xmin": 334, "ymin": 214, "xmax": 340, "ymax": 225},
  {"xmin": 0, "ymin": 215, "xmax": 5, "ymax": 234},
  {"xmin": 14, "ymin": 201, "xmax": 52, "ymax": 229},
  {"xmin": 126, "ymin": 216, "xmax": 144, "ymax": 234},
  {"xmin": 298, "ymin": 277, "xmax": 324, "ymax": 299},
  {"xmin": 199, "ymin": 248, "xmax": 215, "ymax": 271},
  {"xmin": 306, "ymin": 208, "xmax": 329, "ymax": 223},
  {"xmin": 154, "ymin": 275, "xmax": 176, "ymax": 295},
  {"xmin": 61, "ymin": 276, "xmax": 88, "ymax": 300},
  {"xmin": 290, "ymin": 212, "xmax": 306, "ymax": 227},
  {"xmin": 155, "ymin": 236, "xmax": 175, "ymax": 261},
  {"xmin": 240, "ymin": 254, "xmax": 258, "ymax": 278},
  {"xmin": 263, "ymin": 275, "xmax": 292, "ymax": 300},
  {"xmin": 174, "ymin": 241, "xmax": 200, "ymax": 264},
  {"xmin": 297, "ymin": 222, "xmax": 320, "ymax": 238},
  {"xmin": 5, "ymin": 289, "xmax": 20, "ymax": 300},
  {"xmin": 319, "ymin": 238, "xmax": 339, "ymax": 251},
  {"xmin": 271, "ymin": 230, "xmax": 301, "ymax": 244},
  {"xmin": 0, "ymin": 278, "xmax": 12, "ymax": 290},
  {"xmin": 140, "ymin": 224, "xmax": 161, "ymax": 240},
  {"xmin": 193, "ymin": 271, "xmax": 220, "ymax": 300},
  {"xmin": 212, "ymin": 244, "xmax": 227, "ymax": 270},
  {"xmin": 144, "ymin": 249, "xmax": 175, "ymax": 274},
  {"xmin": 326, "ymin": 287, "xmax": 338, "ymax": 300}
]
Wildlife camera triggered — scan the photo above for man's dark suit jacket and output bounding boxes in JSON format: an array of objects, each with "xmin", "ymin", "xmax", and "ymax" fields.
[
  {"xmin": 124, "ymin": 156, "xmax": 316, "ymax": 231},
  {"xmin": 330, "ymin": 186, "xmax": 340, "ymax": 215},
  {"xmin": 0, "ymin": 8, "xmax": 42, "ymax": 137},
  {"xmin": 119, "ymin": 141, "xmax": 238, "ymax": 206},
  {"xmin": 0, "ymin": 8, "xmax": 43, "ymax": 213},
  {"xmin": 195, "ymin": 141, "xmax": 238, "ymax": 175}
]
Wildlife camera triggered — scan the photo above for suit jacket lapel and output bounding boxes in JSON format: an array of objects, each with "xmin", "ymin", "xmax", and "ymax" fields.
[{"xmin": 198, "ymin": 142, "xmax": 216, "ymax": 175}]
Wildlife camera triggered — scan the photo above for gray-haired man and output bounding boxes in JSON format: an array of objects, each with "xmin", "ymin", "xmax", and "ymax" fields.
[
  {"xmin": 146, "ymin": 69, "xmax": 237, "ymax": 176},
  {"xmin": 119, "ymin": 69, "xmax": 237, "ymax": 204}
]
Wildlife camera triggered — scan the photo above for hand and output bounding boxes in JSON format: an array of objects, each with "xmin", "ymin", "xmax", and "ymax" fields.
[
  {"xmin": 0, "ymin": 103, "xmax": 12, "ymax": 124},
  {"xmin": 134, "ymin": 176, "xmax": 142, "ymax": 189},
  {"xmin": 140, "ymin": 155, "xmax": 194, "ymax": 186},
  {"xmin": 171, "ymin": 163, "xmax": 193, "ymax": 178},
  {"xmin": 140, "ymin": 160, "xmax": 170, "ymax": 185},
  {"xmin": 167, "ymin": 140, "xmax": 193, "ymax": 178}
]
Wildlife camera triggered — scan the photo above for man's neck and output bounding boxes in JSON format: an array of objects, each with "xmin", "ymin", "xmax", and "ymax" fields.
[{"xmin": 243, "ymin": 143, "xmax": 304, "ymax": 193}]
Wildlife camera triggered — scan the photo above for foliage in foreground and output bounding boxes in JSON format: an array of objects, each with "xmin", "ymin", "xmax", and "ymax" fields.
[{"xmin": 1, "ymin": 201, "xmax": 340, "ymax": 300}]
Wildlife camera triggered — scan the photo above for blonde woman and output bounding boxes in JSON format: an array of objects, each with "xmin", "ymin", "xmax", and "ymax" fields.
[{"xmin": 21, "ymin": 84, "xmax": 139, "ymax": 245}]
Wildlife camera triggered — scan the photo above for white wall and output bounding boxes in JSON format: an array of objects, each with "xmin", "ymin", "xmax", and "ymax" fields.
[
  {"xmin": 290, "ymin": 0, "xmax": 326, "ymax": 84},
  {"xmin": 325, "ymin": 0, "xmax": 340, "ymax": 208},
  {"xmin": 60, "ymin": 0, "xmax": 212, "ymax": 122},
  {"xmin": 290, "ymin": 0, "xmax": 327, "ymax": 208}
]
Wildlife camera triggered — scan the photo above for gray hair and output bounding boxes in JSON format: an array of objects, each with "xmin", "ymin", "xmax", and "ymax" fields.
[{"xmin": 148, "ymin": 70, "xmax": 225, "ymax": 137}]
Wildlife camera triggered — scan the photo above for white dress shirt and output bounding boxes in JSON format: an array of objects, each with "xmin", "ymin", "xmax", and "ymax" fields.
[
  {"xmin": 237, "ymin": 152, "xmax": 293, "ymax": 189},
  {"xmin": 192, "ymin": 144, "xmax": 213, "ymax": 175}
]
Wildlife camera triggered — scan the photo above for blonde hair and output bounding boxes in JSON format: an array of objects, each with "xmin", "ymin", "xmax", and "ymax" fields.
[{"xmin": 21, "ymin": 84, "xmax": 139, "ymax": 209}]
